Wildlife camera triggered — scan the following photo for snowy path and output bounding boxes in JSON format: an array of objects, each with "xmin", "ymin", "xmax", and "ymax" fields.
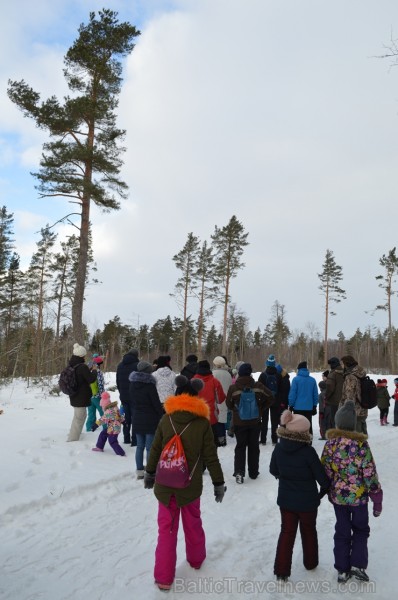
[{"xmin": 1, "ymin": 378, "xmax": 396, "ymax": 599}]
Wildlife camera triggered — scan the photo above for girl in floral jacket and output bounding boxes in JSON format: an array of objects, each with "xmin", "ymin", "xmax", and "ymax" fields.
[
  {"xmin": 92, "ymin": 392, "xmax": 126, "ymax": 456},
  {"xmin": 321, "ymin": 401, "xmax": 383, "ymax": 584}
]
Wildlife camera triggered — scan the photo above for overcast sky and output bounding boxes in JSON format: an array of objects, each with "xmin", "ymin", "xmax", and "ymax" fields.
[{"xmin": 2, "ymin": 0, "xmax": 398, "ymax": 341}]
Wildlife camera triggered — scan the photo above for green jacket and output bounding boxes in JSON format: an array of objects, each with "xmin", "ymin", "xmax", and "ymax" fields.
[{"xmin": 146, "ymin": 393, "xmax": 224, "ymax": 507}]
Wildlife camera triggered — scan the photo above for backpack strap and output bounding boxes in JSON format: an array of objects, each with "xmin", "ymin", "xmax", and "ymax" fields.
[{"xmin": 168, "ymin": 415, "xmax": 201, "ymax": 479}]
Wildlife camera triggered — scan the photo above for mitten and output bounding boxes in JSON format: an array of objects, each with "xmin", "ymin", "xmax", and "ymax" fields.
[
  {"xmin": 369, "ymin": 489, "xmax": 383, "ymax": 517},
  {"xmin": 312, "ymin": 406, "xmax": 318, "ymax": 416},
  {"xmin": 91, "ymin": 422, "xmax": 99, "ymax": 432},
  {"xmin": 144, "ymin": 471, "xmax": 156, "ymax": 489},
  {"xmin": 119, "ymin": 405, "xmax": 125, "ymax": 417},
  {"xmin": 214, "ymin": 484, "xmax": 226, "ymax": 503}
]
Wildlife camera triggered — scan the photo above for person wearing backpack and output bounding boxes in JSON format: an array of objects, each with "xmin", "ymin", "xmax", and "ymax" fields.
[
  {"xmin": 258, "ymin": 354, "xmax": 283, "ymax": 445},
  {"xmin": 143, "ymin": 375, "xmax": 226, "ymax": 591},
  {"xmin": 66, "ymin": 343, "xmax": 97, "ymax": 442},
  {"xmin": 340, "ymin": 355, "xmax": 368, "ymax": 435},
  {"xmin": 226, "ymin": 362, "xmax": 274, "ymax": 483}
]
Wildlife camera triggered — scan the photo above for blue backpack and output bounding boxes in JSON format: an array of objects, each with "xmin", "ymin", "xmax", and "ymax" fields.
[
  {"xmin": 238, "ymin": 388, "xmax": 259, "ymax": 420},
  {"xmin": 264, "ymin": 373, "xmax": 278, "ymax": 397}
]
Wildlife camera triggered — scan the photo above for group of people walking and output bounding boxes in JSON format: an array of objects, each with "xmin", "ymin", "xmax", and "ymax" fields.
[{"xmin": 63, "ymin": 345, "xmax": 387, "ymax": 592}]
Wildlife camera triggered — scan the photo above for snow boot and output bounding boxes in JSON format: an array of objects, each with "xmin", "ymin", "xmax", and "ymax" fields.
[
  {"xmin": 136, "ymin": 470, "xmax": 145, "ymax": 480},
  {"xmin": 235, "ymin": 473, "xmax": 244, "ymax": 484},
  {"xmin": 380, "ymin": 419, "xmax": 384, "ymax": 426},
  {"xmin": 383, "ymin": 415, "xmax": 389, "ymax": 425},
  {"xmin": 337, "ymin": 571, "xmax": 351, "ymax": 583},
  {"xmin": 92, "ymin": 447, "xmax": 104, "ymax": 452},
  {"xmin": 350, "ymin": 567, "xmax": 369, "ymax": 582}
]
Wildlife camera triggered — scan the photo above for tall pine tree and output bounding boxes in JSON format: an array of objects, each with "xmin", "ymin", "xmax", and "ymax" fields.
[
  {"xmin": 318, "ymin": 249, "xmax": 346, "ymax": 364},
  {"xmin": 7, "ymin": 10, "xmax": 140, "ymax": 342},
  {"xmin": 375, "ymin": 247, "xmax": 398, "ymax": 373}
]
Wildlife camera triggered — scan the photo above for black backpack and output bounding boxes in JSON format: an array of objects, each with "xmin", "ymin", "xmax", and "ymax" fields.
[
  {"xmin": 58, "ymin": 365, "xmax": 79, "ymax": 395},
  {"xmin": 264, "ymin": 373, "xmax": 278, "ymax": 397},
  {"xmin": 358, "ymin": 376, "xmax": 377, "ymax": 409}
]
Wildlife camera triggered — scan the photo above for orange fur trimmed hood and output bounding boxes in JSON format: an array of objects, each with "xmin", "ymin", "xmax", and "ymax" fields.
[{"xmin": 163, "ymin": 393, "xmax": 210, "ymax": 420}]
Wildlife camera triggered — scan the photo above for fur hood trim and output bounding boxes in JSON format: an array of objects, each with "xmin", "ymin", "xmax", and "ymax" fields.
[
  {"xmin": 326, "ymin": 428, "xmax": 368, "ymax": 442},
  {"xmin": 105, "ymin": 401, "xmax": 118, "ymax": 410},
  {"xmin": 277, "ymin": 426, "xmax": 312, "ymax": 444},
  {"xmin": 164, "ymin": 393, "xmax": 210, "ymax": 419}
]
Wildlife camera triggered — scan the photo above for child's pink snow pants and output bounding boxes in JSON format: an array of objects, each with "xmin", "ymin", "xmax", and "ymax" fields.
[{"xmin": 154, "ymin": 495, "xmax": 206, "ymax": 586}]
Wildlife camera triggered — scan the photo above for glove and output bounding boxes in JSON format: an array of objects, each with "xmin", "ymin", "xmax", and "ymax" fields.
[
  {"xmin": 369, "ymin": 489, "xmax": 383, "ymax": 517},
  {"xmin": 214, "ymin": 484, "xmax": 226, "ymax": 503},
  {"xmin": 144, "ymin": 471, "xmax": 156, "ymax": 489},
  {"xmin": 312, "ymin": 406, "xmax": 317, "ymax": 416},
  {"xmin": 119, "ymin": 405, "xmax": 125, "ymax": 417},
  {"xmin": 91, "ymin": 422, "xmax": 99, "ymax": 432}
]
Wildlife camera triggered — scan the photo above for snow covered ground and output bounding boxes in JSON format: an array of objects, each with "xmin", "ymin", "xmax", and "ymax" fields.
[{"xmin": 0, "ymin": 372, "xmax": 396, "ymax": 600}]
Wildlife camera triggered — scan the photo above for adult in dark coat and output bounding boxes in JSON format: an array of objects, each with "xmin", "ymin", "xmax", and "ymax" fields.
[
  {"xmin": 116, "ymin": 348, "xmax": 139, "ymax": 444},
  {"xmin": 66, "ymin": 343, "xmax": 97, "ymax": 442},
  {"xmin": 269, "ymin": 410, "xmax": 330, "ymax": 581},
  {"xmin": 129, "ymin": 361, "xmax": 164, "ymax": 479},
  {"xmin": 324, "ymin": 356, "xmax": 344, "ymax": 432},
  {"xmin": 226, "ymin": 362, "xmax": 274, "ymax": 483},
  {"xmin": 180, "ymin": 354, "xmax": 198, "ymax": 380},
  {"xmin": 258, "ymin": 354, "xmax": 288, "ymax": 445}
]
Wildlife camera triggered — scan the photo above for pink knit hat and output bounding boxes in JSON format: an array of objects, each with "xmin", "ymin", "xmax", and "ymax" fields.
[
  {"xmin": 100, "ymin": 392, "xmax": 111, "ymax": 409},
  {"xmin": 280, "ymin": 410, "xmax": 310, "ymax": 433}
]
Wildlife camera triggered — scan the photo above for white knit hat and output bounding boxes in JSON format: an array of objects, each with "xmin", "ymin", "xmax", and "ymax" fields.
[
  {"xmin": 213, "ymin": 356, "xmax": 226, "ymax": 368},
  {"xmin": 72, "ymin": 342, "xmax": 87, "ymax": 357}
]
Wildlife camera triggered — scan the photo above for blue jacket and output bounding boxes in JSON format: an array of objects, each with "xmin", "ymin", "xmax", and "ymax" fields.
[{"xmin": 288, "ymin": 369, "xmax": 318, "ymax": 410}]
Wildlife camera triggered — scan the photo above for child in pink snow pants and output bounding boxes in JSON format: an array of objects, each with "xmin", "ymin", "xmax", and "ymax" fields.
[{"xmin": 143, "ymin": 376, "xmax": 226, "ymax": 591}]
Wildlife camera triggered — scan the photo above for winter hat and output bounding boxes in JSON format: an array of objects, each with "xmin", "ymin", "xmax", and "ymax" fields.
[
  {"xmin": 156, "ymin": 355, "xmax": 171, "ymax": 369},
  {"xmin": 235, "ymin": 361, "xmax": 245, "ymax": 371},
  {"xmin": 213, "ymin": 356, "xmax": 226, "ymax": 368},
  {"xmin": 137, "ymin": 360, "xmax": 153, "ymax": 374},
  {"xmin": 72, "ymin": 342, "xmax": 87, "ymax": 357},
  {"xmin": 297, "ymin": 361, "xmax": 307, "ymax": 370},
  {"xmin": 127, "ymin": 348, "xmax": 139, "ymax": 357},
  {"xmin": 318, "ymin": 380, "xmax": 326, "ymax": 390},
  {"xmin": 341, "ymin": 355, "xmax": 358, "ymax": 368},
  {"xmin": 186, "ymin": 354, "xmax": 198, "ymax": 363},
  {"xmin": 335, "ymin": 400, "xmax": 357, "ymax": 431},
  {"xmin": 327, "ymin": 356, "xmax": 340, "ymax": 369},
  {"xmin": 381, "ymin": 378, "xmax": 388, "ymax": 384},
  {"xmin": 92, "ymin": 355, "xmax": 104, "ymax": 365},
  {"xmin": 196, "ymin": 359, "xmax": 212, "ymax": 374},
  {"xmin": 100, "ymin": 391, "xmax": 111, "ymax": 409},
  {"xmin": 394, "ymin": 378, "xmax": 398, "ymax": 385},
  {"xmin": 175, "ymin": 375, "xmax": 204, "ymax": 396},
  {"xmin": 280, "ymin": 410, "xmax": 310, "ymax": 433},
  {"xmin": 238, "ymin": 362, "xmax": 252, "ymax": 377},
  {"xmin": 276, "ymin": 364, "xmax": 283, "ymax": 374},
  {"xmin": 266, "ymin": 354, "xmax": 276, "ymax": 367}
]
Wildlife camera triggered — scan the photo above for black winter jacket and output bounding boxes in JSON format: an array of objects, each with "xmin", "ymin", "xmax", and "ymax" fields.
[
  {"xmin": 116, "ymin": 353, "xmax": 139, "ymax": 403},
  {"xmin": 269, "ymin": 428, "xmax": 329, "ymax": 511},
  {"xmin": 68, "ymin": 355, "xmax": 97, "ymax": 408},
  {"xmin": 129, "ymin": 371, "xmax": 164, "ymax": 434}
]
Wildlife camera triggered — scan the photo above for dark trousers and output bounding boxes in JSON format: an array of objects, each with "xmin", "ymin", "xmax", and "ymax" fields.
[
  {"xmin": 260, "ymin": 406, "xmax": 281, "ymax": 444},
  {"xmin": 333, "ymin": 504, "xmax": 369, "ymax": 572},
  {"xmin": 96, "ymin": 430, "xmax": 126, "ymax": 456},
  {"xmin": 234, "ymin": 423, "xmax": 261, "ymax": 478},
  {"xmin": 123, "ymin": 400, "xmax": 137, "ymax": 446},
  {"xmin": 323, "ymin": 404, "xmax": 338, "ymax": 432},
  {"xmin": 379, "ymin": 408, "xmax": 389, "ymax": 420},
  {"xmin": 274, "ymin": 508, "xmax": 318, "ymax": 577}
]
